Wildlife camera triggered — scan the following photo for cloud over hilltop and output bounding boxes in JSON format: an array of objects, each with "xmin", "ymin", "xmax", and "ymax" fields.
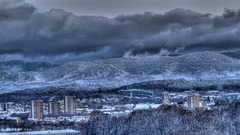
[{"xmin": 0, "ymin": 0, "xmax": 240, "ymax": 63}]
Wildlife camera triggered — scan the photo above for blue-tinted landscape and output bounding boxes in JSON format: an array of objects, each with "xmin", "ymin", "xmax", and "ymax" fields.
[{"xmin": 1, "ymin": 0, "xmax": 240, "ymax": 134}]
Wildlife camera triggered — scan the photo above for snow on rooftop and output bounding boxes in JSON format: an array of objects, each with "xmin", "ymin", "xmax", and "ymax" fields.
[
  {"xmin": 133, "ymin": 104, "xmax": 161, "ymax": 110},
  {"xmin": 6, "ymin": 117, "xmax": 19, "ymax": 120}
]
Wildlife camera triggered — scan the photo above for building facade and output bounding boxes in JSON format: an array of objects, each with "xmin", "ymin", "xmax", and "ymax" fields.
[
  {"xmin": 187, "ymin": 93, "xmax": 200, "ymax": 108},
  {"xmin": 48, "ymin": 102, "xmax": 61, "ymax": 114},
  {"xmin": 1, "ymin": 102, "xmax": 13, "ymax": 111},
  {"xmin": 163, "ymin": 92, "xmax": 170, "ymax": 105},
  {"xmin": 31, "ymin": 100, "xmax": 43, "ymax": 119},
  {"xmin": 64, "ymin": 96, "xmax": 76, "ymax": 113}
]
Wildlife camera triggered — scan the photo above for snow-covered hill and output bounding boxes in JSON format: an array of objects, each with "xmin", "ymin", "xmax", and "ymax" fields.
[
  {"xmin": 1, "ymin": 51, "xmax": 240, "ymax": 94},
  {"xmin": 0, "ymin": 60, "xmax": 58, "ymax": 72}
]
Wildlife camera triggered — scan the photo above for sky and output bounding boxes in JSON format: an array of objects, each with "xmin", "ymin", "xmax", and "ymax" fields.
[
  {"xmin": 0, "ymin": 0, "xmax": 240, "ymax": 64},
  {"xmin": 26, "ymin": 0, "xmax": 240, "ymax": 17}
]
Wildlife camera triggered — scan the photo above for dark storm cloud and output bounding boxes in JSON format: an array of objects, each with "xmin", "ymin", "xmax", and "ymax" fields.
[
  {"xmin": 26, "ymin": 0, "xmax": 240, "ymax": 17},
  {"xmin": 1, "ymin": 0, "xmax": 240, "ymax": 63},
  {"xmin": 0, "ymin": 0, "xmax": 35, "ymax": 21}
]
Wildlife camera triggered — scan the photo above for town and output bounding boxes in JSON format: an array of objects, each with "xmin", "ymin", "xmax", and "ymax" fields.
[{"xmin": 0, "ymin": 89, "xmax": 240, "ymax": 134}]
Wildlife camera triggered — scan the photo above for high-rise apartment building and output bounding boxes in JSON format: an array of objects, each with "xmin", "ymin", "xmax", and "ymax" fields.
[
  {"xmin": 187, "ymin": 93, "xmax": 200, "ymax": 108},
  {"xmin": 163, "ymin": 92, "xmax": 170, "ymax": 105},
  {"xmin": 31, "ymin": 100, "xmax": 43, "ymax": 119},
  {"xmin": 48, "ymin": 102, "xmax": 61, "ymax": 114},
  {"xmin": 1, "ymin": 102, "xmax": 13, "ymax": 111},
  {"xmin": 64, "ymin": 96, "xmax": 76, "ymax": 113}
]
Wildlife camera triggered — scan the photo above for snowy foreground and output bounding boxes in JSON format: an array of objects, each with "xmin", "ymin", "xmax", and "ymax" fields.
[
  {"xmin": 1, "ymin": 101, "xmax": 240, "ymax": 135},
  {"xmin": 3, "ymin": 129, "xmax": 80, "ymax": 135},
  {"xmin": 77, "ymin": 102, "xmax": 240, "ymax": 135}
]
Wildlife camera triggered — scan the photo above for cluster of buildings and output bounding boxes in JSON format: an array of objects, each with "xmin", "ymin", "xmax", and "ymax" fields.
[
  {"xmin": 187, "ymin": 92, "xmax": 200, "ymax": 108},
  {"xmin": 163, "ymin": 90, "xmax": 240, "ymax": 109},
  {"xmin": 1, "ymin": 89, "xmax": 240, "ymax": 134},
  {"xmin": 1, "ymin": 89, "xmax": 240, "ymax": 130},
  {"xmin": 31, "ymin": 96, "xmax": 76, "ymax": 119},
  {"xmin": 163, "ymin": 91, "xmax": 204, "ymax": 109}
]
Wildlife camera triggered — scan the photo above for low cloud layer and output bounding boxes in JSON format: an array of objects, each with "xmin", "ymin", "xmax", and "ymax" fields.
[{"xmin": 0, "ymin": 0, "xmax": 240, "ymax": 63}]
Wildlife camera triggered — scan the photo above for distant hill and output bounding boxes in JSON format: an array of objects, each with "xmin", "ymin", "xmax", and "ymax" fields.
[
  {"xmin": 42, "ymin": 51, "xmax": 240, "ymax": 80},
  {"xmin": 1, "ymin": 51, "xmax": 240, "ymax": 94},
  {"xmin": 0, "ymin": 60, "xmax": 58, "ymax": 72},
  {"xmin": 0, "ymin": 60, "xmax": 58, "ymax": 84},
  {"xmin": 222, "ymin": 50, "xmax": 240, "ymax": 60}
]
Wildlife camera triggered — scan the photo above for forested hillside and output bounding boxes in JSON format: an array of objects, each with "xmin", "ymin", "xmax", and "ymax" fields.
[{"xmin": 79, "ymin": 101, "xmax": 240, "ymax": 135}]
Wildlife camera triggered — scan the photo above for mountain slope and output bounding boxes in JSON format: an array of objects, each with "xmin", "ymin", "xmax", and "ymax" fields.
[
  {"xmin": 0, "ymin": 60, "xmax": 58, "ymax": 72},
  {"xmin": 0, "ymin": 60, "xmax": 58, "ymax": 84},
  {"xmin": 1, "ymin": 51, "xmax": 240, "ymax": 93}
]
